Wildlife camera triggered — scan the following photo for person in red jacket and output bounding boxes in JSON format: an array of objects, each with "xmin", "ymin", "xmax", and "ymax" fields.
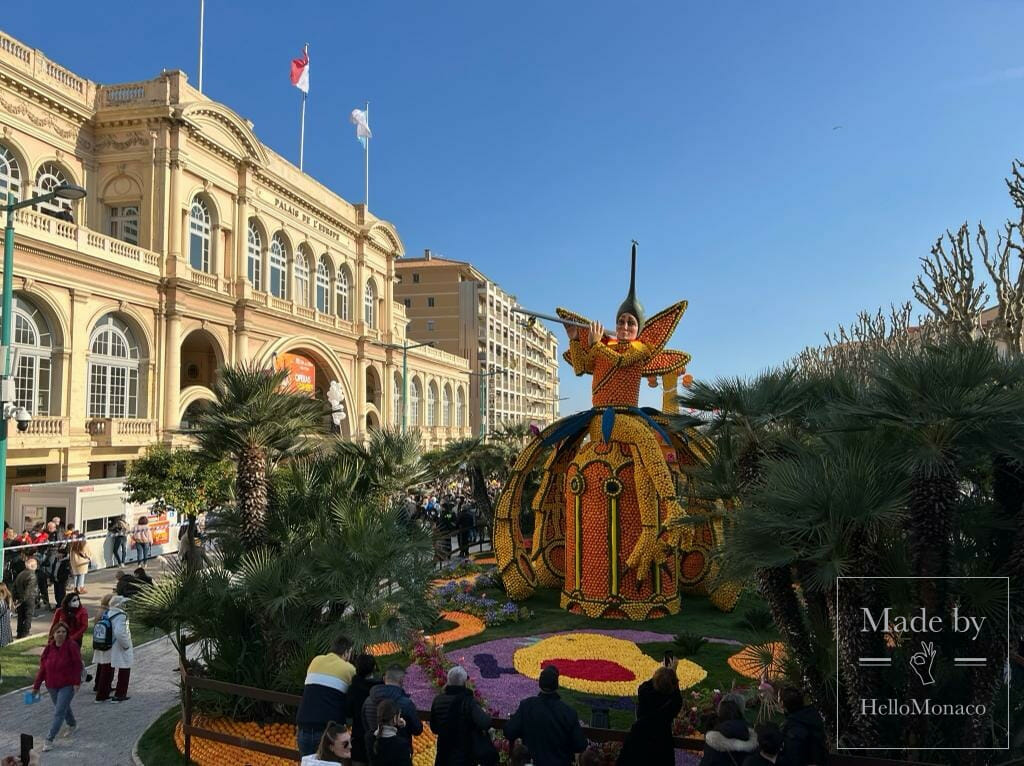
[
  {"xmin": 50, "ymin": 592, "xmax": 89, "ymax": 645},
  {"xmin": 32, "ymin": 620, "xmax": 83, "ymax": 751}
]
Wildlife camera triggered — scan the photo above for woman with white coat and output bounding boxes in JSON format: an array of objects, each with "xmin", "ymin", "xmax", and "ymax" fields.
[{"xmin": 95, "ymin": 595, "xmax": 133, "ymax": 702}]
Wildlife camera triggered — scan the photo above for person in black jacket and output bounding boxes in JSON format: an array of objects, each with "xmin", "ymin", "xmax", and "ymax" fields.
[
  {"xmin": 779, "ymin": 687, "xmax": 828, "ymax": 766},
  {"xmin": 504, "ymin": 667, "xmax": 587, "ymax": 766},
  {"xmin": 348, "ymin": 653, "xmax": 381, "ymax": 766},
  {"xmin": 617, "ymin": 665, "xmax": 683, "ymax": 765},
  {"xmin": 369, "ymin": 698, "xmax": 413, "ymax": 766},
  {"xmin": 362, "ymin": 665, "xmax": 422, "ymax": 759},
  {"xmin": 743, "ymin": 723, "xmax": 784, "ymax": 766},
  {"xmin": 699, "ymin": 698, "xmax": 758, "ymax": 766},
  {"xmin": 429, "ymin": 665, "xmax": 494, "ymax": 766}
]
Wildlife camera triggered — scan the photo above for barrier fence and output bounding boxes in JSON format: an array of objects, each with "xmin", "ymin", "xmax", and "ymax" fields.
[{"xmin": 176, "ymin": 660, "xmax": 942, "ymax": 766}]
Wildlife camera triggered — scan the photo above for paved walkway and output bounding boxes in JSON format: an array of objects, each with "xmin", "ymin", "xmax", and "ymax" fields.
[
  {"xmin": 20, "ymin": 556, "xmax": 171, "ymax": 640},
  {"xmin": 0, "ymin": 635, "xmax": 182, "ymax": 765}
]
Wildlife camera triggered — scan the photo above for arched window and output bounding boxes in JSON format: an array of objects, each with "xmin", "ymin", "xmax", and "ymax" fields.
[
  {"xmin": 316, "ymin": 256, "xmax": 331, "ymax": 314},
  {"xmin": 442, "ymin": 385, "xmax": 452, "ymax": 427},
  {"xmin": 427, "ymin": 382, "xmax": 438, "ymax": 427},
  {"xmin": 88, "ymin": 314, "xmax": 140, "ymax": 418},
  {"xmin": 363, "ymin": 280, "xmax": 376, "ymax": 328},
  {"xmin": 456, "ymin": 387, "xmax": 466, "ymax": 428},
  {"xmin": 410, "ymin": 378, "xmax": 422, "ymax": 425},
  {"xmin": 2, "ymin": 297, "xmax": 53, "ymax": 416},
  {"xmin": 247, "ymin": 221, "xmax": 262, "ymax": 290},
  {"xmin": 336, "ymin": 268, "xmax": 350, "ymax": 321},
  {"xmin": 34, "ymin": 163, "xmax": 72, "ymax": 217},
  {"xmin": 269, "ymin": 234, "xmax": 288, "ymax": 299},
  {"xmin": 393, "ymin": 375, "xmax": 402, "ymax": 426},
  {"xmin": 189, "ymin": 197, "xmax": 211, "ymax": 272},
  {"xmin": 0, "ymin": 145, "xmax": 22, "ymax": 206},
  {"xmin": 294, "ymin": 249, "xmax": 311, "ymax": 307}
]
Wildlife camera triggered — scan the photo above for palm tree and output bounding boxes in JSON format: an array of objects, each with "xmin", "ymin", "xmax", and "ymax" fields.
[
  {"xmin": 676, "ymin": 370, "xmax": 837, "ymax": 720},
  {"xmin": 191, "ymin": 363, "xmax": 327, "ymax": 550},
  {"xmin": 131, "ymin": 432, "xmax": 437, "ymax": 717}
]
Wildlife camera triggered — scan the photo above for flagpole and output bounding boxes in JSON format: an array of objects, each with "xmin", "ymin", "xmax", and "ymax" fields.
[
  {"xmin": 198, "ymin": 0, "xmax": 205, "ymax": 93},
  {"xmin": 364, "ymin": 100, "xmax": 369, "ymax": 209},
  {"xmin": 299, "ymin": 44, "xmax": 308, "ymax": 171}
]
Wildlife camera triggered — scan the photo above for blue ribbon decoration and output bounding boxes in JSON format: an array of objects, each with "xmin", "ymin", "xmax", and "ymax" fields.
[{"xmin": 540, "ymin": 406, "xmax": 673, "ymax": 449}]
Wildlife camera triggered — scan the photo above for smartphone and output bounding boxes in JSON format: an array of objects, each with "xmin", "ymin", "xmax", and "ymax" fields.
[
  {"xmin": 663, "ymin": 650, "xmax": 674, "ymax": 665},
  {"xmin": 20, "ymin": 733, "xmax": 33, "ymax": 766}
]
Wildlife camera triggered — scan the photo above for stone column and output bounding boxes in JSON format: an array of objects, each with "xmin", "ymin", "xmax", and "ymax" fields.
[
  {"xmin": 67, "ymin": 290, "xmax": 91, "ymax": 430},
  {"xmin": 163, "ymin": 312, "xmax": 181, "ymax": 431}
]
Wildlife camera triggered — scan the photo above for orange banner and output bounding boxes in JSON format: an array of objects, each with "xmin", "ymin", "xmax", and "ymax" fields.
[
  {"xmin": 148, "ymin": 513, "xmax": 170, "ymax": 546},
  {"xmin": 274, "ymin": 353, "xmax": 315, "ymax": 395}
]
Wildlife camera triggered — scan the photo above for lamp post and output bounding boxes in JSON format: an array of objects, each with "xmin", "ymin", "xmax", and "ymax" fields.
[
  {"xmin": 469, "ymin": 363, "xmax": 506, "ymax": 439},
  {"xmin": 0, "ymin": 183, "xmax": 87, "ymax": 576},
  {"xmin": 370, "ymin": 339, "xmax": 432, "ymax": 434}
]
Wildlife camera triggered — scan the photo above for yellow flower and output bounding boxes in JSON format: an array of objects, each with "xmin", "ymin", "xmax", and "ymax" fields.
[{"xmin": 513, "ymin": 633, "xmax": 706, "ymax": 696}]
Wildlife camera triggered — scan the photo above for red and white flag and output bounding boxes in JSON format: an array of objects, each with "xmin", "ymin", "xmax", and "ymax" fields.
[{"xmin": 290, "ymin": 46, "xmax": 309, "ymax": 94}]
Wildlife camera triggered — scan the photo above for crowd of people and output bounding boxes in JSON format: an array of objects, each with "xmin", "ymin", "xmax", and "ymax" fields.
[
  {"xmin": 404, "ymin": 479, "xmax": 500, "ymax": 560},
  {"xmin": 294, "ymin": 634, "xmax": 829, "ymax": 766},
  {"xmin": 1, "ymin": 515, "xmax": 157, "ymax": 641}
]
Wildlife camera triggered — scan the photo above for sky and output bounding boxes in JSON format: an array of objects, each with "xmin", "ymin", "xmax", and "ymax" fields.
[{"xmin": 6, "ymin": 1, "xmax": 1024, "ymax": 413}]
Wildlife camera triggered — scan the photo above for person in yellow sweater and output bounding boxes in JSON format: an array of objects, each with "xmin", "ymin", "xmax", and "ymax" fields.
[{"xmin": 295, "ymin": 635, "xmax": 356, "ymax": 757}]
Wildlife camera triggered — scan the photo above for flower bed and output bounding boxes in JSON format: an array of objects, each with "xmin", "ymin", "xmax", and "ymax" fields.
[
  {"xmin": 404, "ymin": 629, "xmax": 705, "ymax": 716},
  {"xmin": 726, "ymin": 641, "xmax": 787, "ymax": 680},
  {"xmin": 514, "ymin": 633, "xmax": 706, "ymax": 697},
  {"xmin": 367, "ymin": 610, "xmax": 486, "ymax": 656},
  {"xmin": 434, "ymin": 578, "xmax": 533, "ymax": 626}
]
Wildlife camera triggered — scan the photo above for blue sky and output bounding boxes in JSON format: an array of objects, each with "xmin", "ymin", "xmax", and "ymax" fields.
[{"xmin": 6, "ymin": 2, "xmax": 1024, "ymax": 412}]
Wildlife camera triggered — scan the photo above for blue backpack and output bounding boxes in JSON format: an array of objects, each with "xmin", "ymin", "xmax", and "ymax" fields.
[{"xmin": 92, "ymin": 610, "xmax": 116, "ymax": 651}]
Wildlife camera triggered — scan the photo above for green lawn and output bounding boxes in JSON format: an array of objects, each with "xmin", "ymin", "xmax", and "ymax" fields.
[
  {"xmin": 443, "ymin": 585, "xmax": 775, "ymax": 651},
  {"xmin": 0, "ymin": 624, "xmax": 165, "ymax": 695},
  {"xmin": 137, "ymin": 707, "xmax": 195, "ymax": 765}
]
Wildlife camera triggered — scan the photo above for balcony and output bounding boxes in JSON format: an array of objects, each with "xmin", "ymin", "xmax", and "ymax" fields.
[
  {"xmin": 86, "ymin": 418, "xmax": 157, "ymax": 447},
  {"xmin": 4, "ymin": 208, "xmax": 162, "ymax": 278},
  {"xmin": 7, "ymin": 416, "xmax": 71, "ymax": 449}
]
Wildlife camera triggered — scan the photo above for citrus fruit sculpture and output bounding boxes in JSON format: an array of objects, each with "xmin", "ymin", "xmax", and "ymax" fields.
[{"xmin": 495, "ymin": 243, "xmax": 741, "ymax": 619}]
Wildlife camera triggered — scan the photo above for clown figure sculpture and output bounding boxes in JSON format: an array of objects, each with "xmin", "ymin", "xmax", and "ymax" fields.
[{"xmin": 494, "ymin": 243, "xmax": 739, "ymax": 619}]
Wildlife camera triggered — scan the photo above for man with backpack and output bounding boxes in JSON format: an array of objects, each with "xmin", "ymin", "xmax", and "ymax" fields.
[{"xmin": 430, "ymin": 665, "xmax": 496, "ymax": 766}]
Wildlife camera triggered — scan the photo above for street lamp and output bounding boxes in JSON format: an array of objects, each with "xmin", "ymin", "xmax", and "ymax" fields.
[
  {"xmin": 370, "ymin": 338, "xmax": 432, "ymax": 434},
  {"xmin": 469, "ymin": 362, "xmax": 506, "ymax": 439},
  {"xmin": 1, "ymin": 183, "xmax": 86, "ymax": 575}
]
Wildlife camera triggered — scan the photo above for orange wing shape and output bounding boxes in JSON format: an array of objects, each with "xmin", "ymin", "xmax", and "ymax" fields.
[
  {"xmin": 557, "ymin": 307, "xmax": 591, "ymax": 365},
  {"xmin": 636, "ymin": 301, "xmax": 688, "ymax": 357},
  {"xmin": 642, "ymin": 349, "xmax": 692, "ymax": 376}
]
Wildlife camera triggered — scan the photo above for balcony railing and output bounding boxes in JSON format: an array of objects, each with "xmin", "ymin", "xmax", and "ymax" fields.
[
  {"xmin": 8, "ymin": 415, "xmax": 70, "ymax": 446},
  {"xmin": 86, "ymin": 417, "xmax": 156, "ymax": 447},
  {"xmin": 6, "ymin": 209, "xmax": 162, "ymax": 277},
  {"xmin": 189, "ymin": 270, "xmax": 218, "ymax": 290}
]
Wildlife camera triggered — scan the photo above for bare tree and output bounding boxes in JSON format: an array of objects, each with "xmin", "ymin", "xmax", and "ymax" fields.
[
  {"xmin": 979, "ymin": 159, "xmax": 1024, "ymax": 352},
  {"xmin": 912, "ymin": 223, "xmax": 988, "ymax": 339}
]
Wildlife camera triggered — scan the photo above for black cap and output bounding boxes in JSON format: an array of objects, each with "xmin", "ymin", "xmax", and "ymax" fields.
[
  {"xmin": 539, "ymin": 665, "xmax": 559, "ymax": 691},
  {"xmin": 616, "ymin": 241, "xmax": 644, "ymax": 326}
]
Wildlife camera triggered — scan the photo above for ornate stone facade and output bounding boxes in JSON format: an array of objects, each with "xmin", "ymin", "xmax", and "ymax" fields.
[{"xmin": 0, "ymin": 28, "xmax": 471, "ymax": 504}]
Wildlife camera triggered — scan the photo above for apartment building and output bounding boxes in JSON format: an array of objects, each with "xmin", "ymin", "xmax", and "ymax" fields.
[
  {"xmin": 394, "ymin": 251, "xmax": 560, "ymax": 435},
  {"xmin": 0, "ymin": 29, "xmax": 472, "ymax": 529}
]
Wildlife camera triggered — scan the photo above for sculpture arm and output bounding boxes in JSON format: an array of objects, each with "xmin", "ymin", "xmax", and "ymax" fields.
[{"xmin": 567, "ymin": 337, "xmax": 597, "ymax": 376}]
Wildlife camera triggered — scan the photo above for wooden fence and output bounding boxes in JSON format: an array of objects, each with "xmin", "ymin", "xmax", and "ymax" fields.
[{"xmin": 177, "ymin": 662, "xmax": 943, "ymax": 766}]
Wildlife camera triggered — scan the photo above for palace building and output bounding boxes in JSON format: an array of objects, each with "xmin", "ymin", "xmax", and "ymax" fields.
[
  {"xmin": 394, "ymin": 251, "xmax": 560, "ymax": 435},
  {"xmin": 0, "ymin": 28, "xmax": 472, "ymax": 517}
]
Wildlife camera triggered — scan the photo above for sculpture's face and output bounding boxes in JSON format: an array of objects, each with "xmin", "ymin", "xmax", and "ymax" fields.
[{"xmin": 616, "ymin": 313, "xmax": 639, "ymax": 341}]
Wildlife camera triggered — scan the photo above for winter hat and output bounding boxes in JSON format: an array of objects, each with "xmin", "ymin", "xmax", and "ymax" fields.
[
  {"xmin": 109, "ymin": 595, "xmax": 129, "ymax": 610},
  {"xmin": 539, "ymin": 666, "xmax": 559, "ymax": 692}
]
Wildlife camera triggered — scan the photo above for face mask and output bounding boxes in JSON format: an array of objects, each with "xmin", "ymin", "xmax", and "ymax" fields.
[{"xmin": 70, "ymin": 600, "xmax": 80, "ymax": 608}]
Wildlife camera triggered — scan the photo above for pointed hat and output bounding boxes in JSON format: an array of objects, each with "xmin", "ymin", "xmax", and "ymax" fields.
[{"xmin": 616, "ymin": 241, "xmax": 644, "ymax": 326}]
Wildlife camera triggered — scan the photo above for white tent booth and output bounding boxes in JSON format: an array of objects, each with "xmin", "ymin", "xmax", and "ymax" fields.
[{"xmin": 9, "ymin": 478, "xmax": 179, "ymax": 566}]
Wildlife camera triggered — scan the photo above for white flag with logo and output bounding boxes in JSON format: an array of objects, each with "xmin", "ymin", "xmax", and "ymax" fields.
[{"xmin": 350, "ymin": 108, "xmax": 371, "ymax": 149}]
